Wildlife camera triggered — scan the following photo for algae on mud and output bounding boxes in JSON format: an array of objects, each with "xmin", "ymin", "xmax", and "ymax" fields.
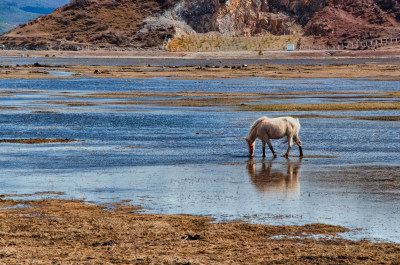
[
  {"xmin": 1, "ymin": 197, "xmax": 399, "ymax": 264},
  {"xmin": 0, "ymin": 138, "xmax": 81, "ymax": 144}
]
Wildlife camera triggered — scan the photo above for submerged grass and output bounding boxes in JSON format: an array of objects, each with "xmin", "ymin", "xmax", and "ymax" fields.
[
  {"xmin": 354, "ymin": 116, "xmax": 400, "ymax": 121},
  {"xmin": 292, "ymin": 114, "xmax": 400, "ymax": 121},
  {"xmin": 240, "ymin": 102, "xmax": 400, "ymax": 112}
]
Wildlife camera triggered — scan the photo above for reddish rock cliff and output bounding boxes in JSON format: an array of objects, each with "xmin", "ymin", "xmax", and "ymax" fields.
[{"xmin": 301, "ymin": 0, "xmax": 400, "ymax": 47}]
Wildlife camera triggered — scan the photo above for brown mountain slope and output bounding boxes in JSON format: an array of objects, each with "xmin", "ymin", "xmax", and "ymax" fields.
[
  {"xmin": 0, "ymin": 0, "xmax": 178, "ymax": 50},
  {"xmin": 0, "ymin": 0, "xmax": 400, "ymax": 50}
]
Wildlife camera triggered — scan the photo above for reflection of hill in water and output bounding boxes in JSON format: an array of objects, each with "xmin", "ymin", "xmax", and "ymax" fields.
[{"xmin": 247, "ymin": 159, "xmax": 301, "ymax": 198}]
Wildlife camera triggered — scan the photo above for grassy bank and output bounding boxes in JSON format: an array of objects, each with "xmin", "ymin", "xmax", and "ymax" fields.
[{"xmin": 0, "ymin": 197, "xmax": 399, "ymax": 264}]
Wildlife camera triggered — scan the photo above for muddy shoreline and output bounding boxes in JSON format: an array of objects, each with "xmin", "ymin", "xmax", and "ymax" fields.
[
  {"xmin": 2, "ymin": 59, "xmax": 400, "ymax": 81},
  {"xmin": 1, "ymin": 47, "xmax": 400, "ymax": 60},
  {"xmin": 2, "ymin": 48, "xmax": 400, "ymax": 80},
  {"xmin": 0, "ymin": 196, "xmax": 399, "ymax": 264}
]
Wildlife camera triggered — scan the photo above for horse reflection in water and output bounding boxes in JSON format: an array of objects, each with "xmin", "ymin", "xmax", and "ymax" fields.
[{"xmin": 247, "ymin": 158, "xmax": 302, "ymax": 197}]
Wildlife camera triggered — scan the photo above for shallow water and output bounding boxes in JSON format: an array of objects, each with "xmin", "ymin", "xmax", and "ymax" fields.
[{"xmin": 0, "ymin": 76, "xmax": 399, "ymax": 242}]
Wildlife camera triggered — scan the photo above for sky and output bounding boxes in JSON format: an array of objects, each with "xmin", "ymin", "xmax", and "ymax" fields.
[{"xmin": 0, "ymin": 0, "xmax": 70, "ymax": 34}]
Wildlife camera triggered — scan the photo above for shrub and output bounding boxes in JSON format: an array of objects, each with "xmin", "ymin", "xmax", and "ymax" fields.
[
  {"xmin": 86, "ymin": 19, "xmax": 97, "ymax": 26},
  {"xmin": 106, "ymin": 0, "xmax": 120, "ymax": 9},
  {"xmin": 56, "ymin": 17, "xmax": 71, "ymax": 26},
  {"xmin": 64, "ymin": 0, "xmax": 93, "ymax": 11},
  {"xmin": 95, "ymin": 24, "xmax": 109, "ymax": 31},
  {"xmin": 155, "ymin": 0, "xmax": 178, "ymax": 9},
  {"xmin": 96, "ymin": 32, "xmax": 129, "ymax": 46}
]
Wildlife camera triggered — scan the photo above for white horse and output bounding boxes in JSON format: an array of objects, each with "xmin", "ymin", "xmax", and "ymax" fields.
[{"xmin": 246, "ymin": 116, "xmax": 303, "ymax": 158}]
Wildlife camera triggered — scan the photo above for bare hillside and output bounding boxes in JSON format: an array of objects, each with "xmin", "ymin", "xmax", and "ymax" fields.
[{"xmin": 0, "ymin": 0, "xmax": 399, "ymax": 50}]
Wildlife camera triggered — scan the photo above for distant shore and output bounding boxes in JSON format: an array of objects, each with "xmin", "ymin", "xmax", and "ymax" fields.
[
  {"xmin": 1, "ymin": 47, "xmax": 400, "ymax": 60},
  {"xmin": 2, "ymin": 55, "xmax": 400, "ymax": 80}
]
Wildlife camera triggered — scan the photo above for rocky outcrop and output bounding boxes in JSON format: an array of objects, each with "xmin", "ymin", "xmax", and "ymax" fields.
[
  {"xmin": 181, "ymin": 0, "xmax": 222, "ymax": 33},
  {"xmin": 160, "ymin": 0, "xmax": 302, "ymax": 36},
  {"xmin": 300, "ymin": 0, "xmax": 400, "ymax": 47},
  {"xmin": 215, "ymin": 0, "xmax": 276, "ymax": 35}
]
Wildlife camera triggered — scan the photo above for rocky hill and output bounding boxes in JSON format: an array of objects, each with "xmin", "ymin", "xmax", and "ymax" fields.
[{"xmin": 0, "ymin": 0, "xmax": 400, "ymax": 50}]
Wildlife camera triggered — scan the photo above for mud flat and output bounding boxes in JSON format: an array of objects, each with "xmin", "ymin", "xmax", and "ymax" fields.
[
  {"xmin": 0, "ymin": 138, "xmax": 80, "ymax": 144},
  {"xmin": 3, "ymin": 61, "xmax": 400, "ymax": 80},
  {"xmin": 0, "ymin": 197, "xmax": 399, "ymax": 264}
]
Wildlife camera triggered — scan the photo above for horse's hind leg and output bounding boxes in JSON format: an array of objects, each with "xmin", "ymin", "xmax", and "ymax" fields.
[
  {"xmin": 294, "ymin": 135, "xmax": 303, "ymax": 157},
  {"xmin": 284, "ymin": 136, "xmax": 293, "ymax": 158}
]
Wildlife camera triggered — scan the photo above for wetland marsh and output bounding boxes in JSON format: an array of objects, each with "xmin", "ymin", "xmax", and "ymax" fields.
[
  {"xmin": 0, "ymin": 70, "xmax": 399, "ymax": 244},
  {"xmin": 1, "ymin": 55, "xmax": 400, "ymax": 263}
]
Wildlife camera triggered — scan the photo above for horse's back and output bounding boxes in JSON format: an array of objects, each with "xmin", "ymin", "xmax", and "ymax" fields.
[
  {"xmin": 285, "ymin": 117, "xmax": 301, "ymax": 133},
  {"xmin": 272, "ymin": 116, "xmax": 301, "ymax": 133},
  {"xmin": 284, "ymin": 116, "xmax": 300, "ymax": 127},
  {"xmin": 253, "ymin": 116, "xmax": 300, "ymax": 134}
]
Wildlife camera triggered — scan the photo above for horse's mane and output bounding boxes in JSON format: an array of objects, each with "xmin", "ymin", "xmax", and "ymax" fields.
[{"xmin": 249, "ymin": 116, "xmax": 267, "ymax": 136}]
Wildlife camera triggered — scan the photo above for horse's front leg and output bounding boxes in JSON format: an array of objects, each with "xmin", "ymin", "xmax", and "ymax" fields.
[
  {"xmin": 266, "ymin": 139, "xmax": 277, "ymax": 158},
  {"xmin": 262, "ymin": 140, "xmax": 266, "ymax": 157}
]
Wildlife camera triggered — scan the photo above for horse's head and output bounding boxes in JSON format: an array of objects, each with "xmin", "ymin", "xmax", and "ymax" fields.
[{"xmin": 246, "ymin": 138, "xmax": 255, "ymax": 157}]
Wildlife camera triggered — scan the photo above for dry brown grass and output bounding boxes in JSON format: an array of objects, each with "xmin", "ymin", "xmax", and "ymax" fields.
[
  {"xmin": 0, "ymin": 198, "xmax": 399, "ymax": 264},
  {"xmin": 167, "ymin": 34, "xmax": 301, "ymax": 52}
]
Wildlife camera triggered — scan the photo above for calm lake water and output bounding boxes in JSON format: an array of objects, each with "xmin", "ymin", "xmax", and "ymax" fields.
[{"xmin": 0, "ymin": 75, "xmax": 399, "ymax": 242}]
